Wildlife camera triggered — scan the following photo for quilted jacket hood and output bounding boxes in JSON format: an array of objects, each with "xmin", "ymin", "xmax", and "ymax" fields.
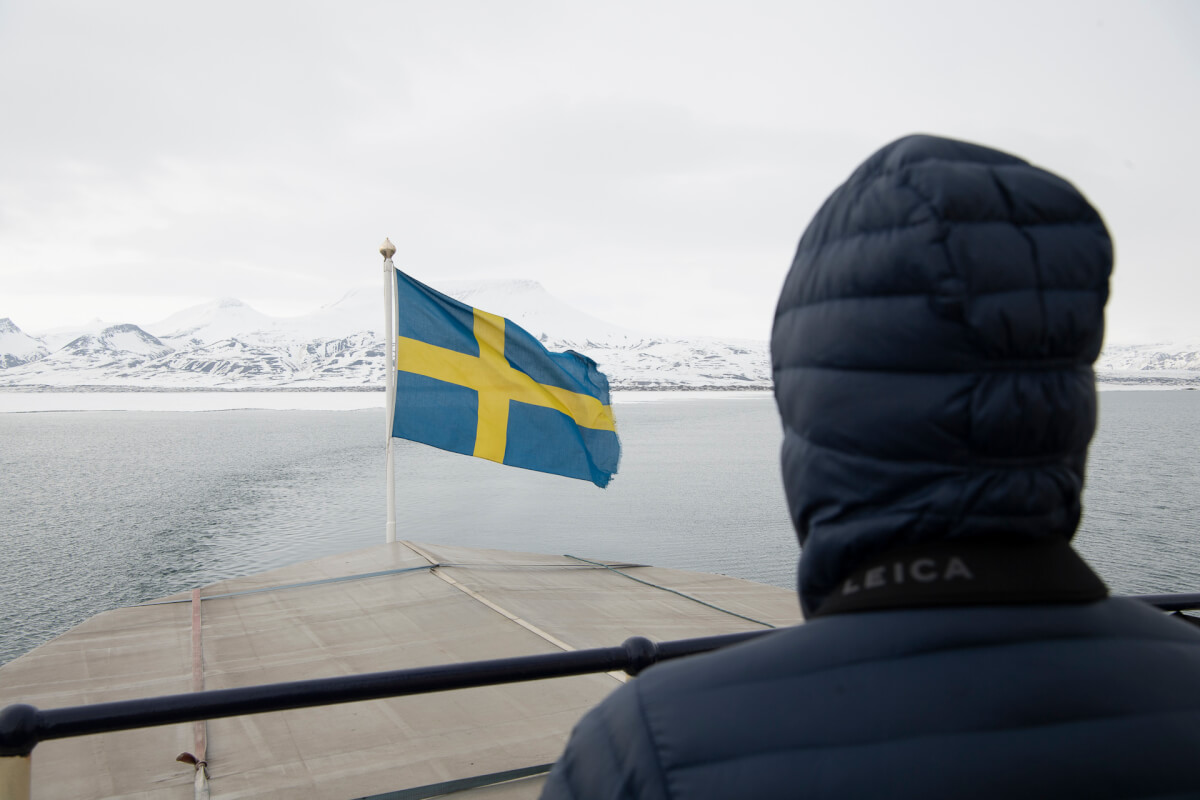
[{"xmin": 772, "ymin": 135, "xmax": 1113, "ymax": 616}]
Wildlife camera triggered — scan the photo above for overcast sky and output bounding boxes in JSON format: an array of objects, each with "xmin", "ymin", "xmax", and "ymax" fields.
[{"xmin": 1, "ymin": 0, "xmax": 1197, "ymax": 345}]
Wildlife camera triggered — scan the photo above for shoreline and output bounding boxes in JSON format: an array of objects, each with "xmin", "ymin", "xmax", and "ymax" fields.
[
  {"xmin": 0, "ymin": 387, "xmax": 776, "ymax": 413},
  {"xmin": 1, "ymin": 378, "xmax": 1196, "ymax": 413}
]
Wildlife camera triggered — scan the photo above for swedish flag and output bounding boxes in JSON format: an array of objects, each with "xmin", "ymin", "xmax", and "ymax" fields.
[{"xmin": 391, "ymin": 269, "xmax": 620, "ymax": 488}]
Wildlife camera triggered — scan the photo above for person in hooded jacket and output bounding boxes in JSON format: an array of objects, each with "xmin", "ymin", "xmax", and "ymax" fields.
[{"xmin": 539, "ymin": 135, "xmax": 1200, "ymax": 799}]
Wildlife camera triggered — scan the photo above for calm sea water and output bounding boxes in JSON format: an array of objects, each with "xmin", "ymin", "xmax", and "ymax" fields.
[{"xmin": 1, "ymin": 391, "xmax": 1197, "ymax": 665}]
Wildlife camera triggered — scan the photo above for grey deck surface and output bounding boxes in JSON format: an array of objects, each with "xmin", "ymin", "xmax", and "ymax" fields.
[{"xmin": 0, "ymin": 541, "xmax": 801, "ymax": 799}]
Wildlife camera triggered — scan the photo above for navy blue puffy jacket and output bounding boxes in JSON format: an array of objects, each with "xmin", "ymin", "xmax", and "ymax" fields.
[{"xmin": 541, "ymin": 136, "xmax": 1200, "ymax": 799}]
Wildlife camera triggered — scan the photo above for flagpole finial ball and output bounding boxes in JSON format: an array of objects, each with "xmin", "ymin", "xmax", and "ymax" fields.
[{"xmin": 380, "ymin": 238, "xmax": 396, "ymax": 260}]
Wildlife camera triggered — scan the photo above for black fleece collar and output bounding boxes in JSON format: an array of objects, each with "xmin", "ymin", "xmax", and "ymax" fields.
[{"xmin": 812, "ymin": 537, "xmax": 1109, "ymax": 618}]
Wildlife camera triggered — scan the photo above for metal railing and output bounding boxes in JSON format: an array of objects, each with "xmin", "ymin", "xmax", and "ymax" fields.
[
  {"xmin": 0, "ymin": 630, "xmax": 763, "ymax": 758},
  {"xmin": 2, "ymin": 594, "xmax": 1199, "ymax": 798},
  {"xmin": 0, "ymin": 629, "xmax": 764, "ymax": 799}
]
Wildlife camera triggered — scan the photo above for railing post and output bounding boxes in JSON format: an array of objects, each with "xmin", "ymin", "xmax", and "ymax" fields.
[
  {"xmin": 0, "ymin": 703, "xmax": 37, "ymax": 800},
  {"xmin": 0, "ymin": 755, "xmax": 31, "ymax": 800}
]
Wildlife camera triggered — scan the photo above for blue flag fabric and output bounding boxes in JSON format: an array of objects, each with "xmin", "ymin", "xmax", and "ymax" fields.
[{"xmin": 391, "ymin": 269, "xmax": 620, "ymax": 488}]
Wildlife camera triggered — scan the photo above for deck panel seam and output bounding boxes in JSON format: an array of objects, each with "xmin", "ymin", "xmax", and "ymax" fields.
[{"xmin": 402, "ymin": 541, "xmax": 629, "ymax": 684}]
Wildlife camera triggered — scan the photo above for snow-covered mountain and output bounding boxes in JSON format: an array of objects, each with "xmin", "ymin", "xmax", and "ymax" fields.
[
  {"xmin": 36, "ymin": 318, "xmax": 115, "ymax": 351},
  {"xmin": 146, "ymin": 298, "xmax": 281, "ymax": 346},
  {"xmin": 0, "ymin": 282, "xmax": 769, "ymax": 390},
  {"xmin": 0, "ymin": 318, "xmax": 49, "ymax": 368},
  {"xmin": 438, "ymin": 280, "xmax": 637, "ymax": 344},
  {"xmin": 1093, "ymin": 341, "xmax": 1200, "ymax": 388},
  {"xmin": 8, "ymin": 283, "xmax": 1195, "ymax": 391},
  {"xmin": 1097, "ymin": 342, "xmax": 1200, "ymax": 372},
  {"xmin": 10, "ymin": 324, "xmax": 176, "ymax": 384}
]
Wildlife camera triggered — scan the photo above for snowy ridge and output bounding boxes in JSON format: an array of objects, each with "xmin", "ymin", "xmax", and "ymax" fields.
[
  {"xmin": 1093, "ymin": 341, "xmax": 1200, "ymax": 389},
  {"xmin": 1097, "ymin": 342, "xmax": 1200, "ymax": 372},
  {"xmin": 0, "ymin": 281, "xmax": 768, "ymax": 389},
  {"xmin": 436, "ymin": 279, "xmax": 637, "ymax": 344},
  {"xmin": 7, "ymin": 283, "xmax": 1196, "ymax": 390},
  {"xmin": 0, "ymin": 318, "xmax": 49, "ymax": 368},
  {"xmin": 21, "ymin": 324, "xmax": 175, "ymax": 382},
  {"xmin": 36, "ymin": 319, "xmax": 114, "ymax": 351},
  {"xmin": 147, "ymin": 298, "xmax": 279, "ymax": 346}
]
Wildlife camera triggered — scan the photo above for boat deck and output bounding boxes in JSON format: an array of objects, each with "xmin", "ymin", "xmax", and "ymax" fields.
[{"xmin": 0, "ymin": 541, "xmax": 801, "ymax": 799}]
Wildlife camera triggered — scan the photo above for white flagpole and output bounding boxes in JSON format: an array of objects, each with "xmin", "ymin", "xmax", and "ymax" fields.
[{"xmin": 380, "ymin": 238, "xmax": 398, "ymax": 544}]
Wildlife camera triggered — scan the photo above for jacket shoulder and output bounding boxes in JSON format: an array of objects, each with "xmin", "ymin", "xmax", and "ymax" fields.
[
  {"xmin": 541, "ymin": 676, "xmax": 670, "ymax": 800},
  {"xmin": 548, "ymin": 600, "xmax": 1200, "ymax": 799}
]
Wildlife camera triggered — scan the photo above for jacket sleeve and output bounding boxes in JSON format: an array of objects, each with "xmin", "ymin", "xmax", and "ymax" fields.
[{"xmin": 540, "ymin": 680, "xmax": 671, "ymax": 800}]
